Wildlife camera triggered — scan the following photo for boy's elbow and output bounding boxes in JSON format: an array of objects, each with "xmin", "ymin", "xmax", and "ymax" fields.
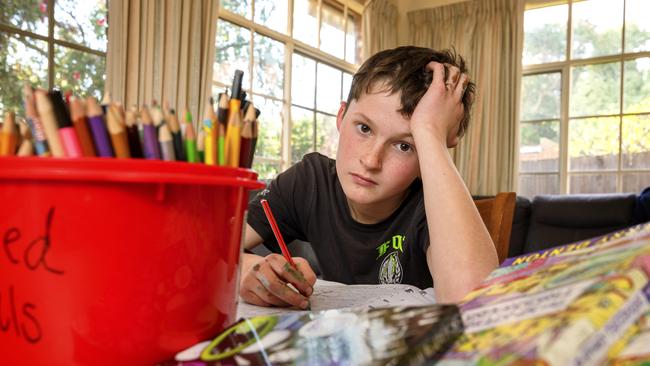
[{"xmin": 434, "ymin": 267, "xmax": 495, "ymax": 303}]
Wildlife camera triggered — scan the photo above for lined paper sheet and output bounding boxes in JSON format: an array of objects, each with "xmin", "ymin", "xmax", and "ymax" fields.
[{"xmin": 237, "ymin": 279, "xmax": 436, "ymax": 318}]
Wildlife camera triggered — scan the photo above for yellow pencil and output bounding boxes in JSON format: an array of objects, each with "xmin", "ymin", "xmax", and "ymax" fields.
[
  {"xmin": 203, "ymin": 99, "xmax": 217, "ymax": 165},
  {"xmin": 224, "ymin": 70, "xmax": 244, "ymax": 167}
]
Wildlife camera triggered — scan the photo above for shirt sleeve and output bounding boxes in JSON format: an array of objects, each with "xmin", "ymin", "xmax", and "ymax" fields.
[{"xmin": 246, "ymin": 154, "xmax": 319, "ymax": 253}]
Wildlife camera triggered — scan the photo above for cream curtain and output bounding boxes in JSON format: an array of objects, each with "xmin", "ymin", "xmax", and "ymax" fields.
[
  {"xmin": 408, "ymin": 0, "xmax": 524, "ymax": 195},
  {"xmin": 362, "ymin": 0, "xmax": 398, "ymax": 60},
  {"xmin": 105, "ymin": 0, "xmax": 219, "ymax": 122}
]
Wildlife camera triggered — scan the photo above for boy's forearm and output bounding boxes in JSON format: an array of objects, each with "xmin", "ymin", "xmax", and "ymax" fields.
[{"xmin": 415, "ymin": 136, "xmax": 498, "ymax": 303}]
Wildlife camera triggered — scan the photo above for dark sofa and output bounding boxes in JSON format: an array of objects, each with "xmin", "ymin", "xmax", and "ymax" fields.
[{"xmin": 508, "ymin": 193, "xmax": 642, "ymax": 258}]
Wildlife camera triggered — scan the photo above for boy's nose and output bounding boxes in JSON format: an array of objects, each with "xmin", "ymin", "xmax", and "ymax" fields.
[{"xmin": 360, "ymin": 144, "xmax": 383, "ymax": 170}]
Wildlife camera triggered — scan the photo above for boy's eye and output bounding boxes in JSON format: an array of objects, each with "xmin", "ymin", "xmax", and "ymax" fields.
[
  {"xmin": 396, "ymin": 143, "xmax": 412, "ymax": 152},
  {"xmin": 356, "ymin": 123, "xmax": 371, "ymax": 134}
]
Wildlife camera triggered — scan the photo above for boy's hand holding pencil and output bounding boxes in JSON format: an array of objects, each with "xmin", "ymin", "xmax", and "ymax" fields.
[{"xmin": 239, "ymin": 199, "xmax": 316, "ymax": 310}]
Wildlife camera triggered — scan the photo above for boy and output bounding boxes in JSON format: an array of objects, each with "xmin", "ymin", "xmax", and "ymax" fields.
[{"xmin": 239, "ymin": 46, "xmax": 498, "ymax": 309}]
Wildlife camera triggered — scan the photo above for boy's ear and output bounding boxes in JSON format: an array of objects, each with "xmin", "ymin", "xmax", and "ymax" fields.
[{"xmin": 336, "ymin": 101, "xmax": 346, "ymax": 131}]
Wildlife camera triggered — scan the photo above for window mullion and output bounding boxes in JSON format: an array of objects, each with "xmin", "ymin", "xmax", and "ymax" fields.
[
  {"xmin": 48, "ymin": 0, "xmax": 55, "ymax": 89},
  {"xmin": 560, "ymin": 65, "xmax": 570, "ymax": 194}
]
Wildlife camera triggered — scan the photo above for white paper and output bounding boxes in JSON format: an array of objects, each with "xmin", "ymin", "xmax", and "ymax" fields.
[{"xmin": 237, "ymin": 279, "xmax": 436, "ymax": 318}]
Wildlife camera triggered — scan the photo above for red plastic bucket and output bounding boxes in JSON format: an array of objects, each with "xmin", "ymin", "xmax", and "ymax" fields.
[{"xmin": 0, "ymin": 157, "xmax": 264, "ymax": 365}]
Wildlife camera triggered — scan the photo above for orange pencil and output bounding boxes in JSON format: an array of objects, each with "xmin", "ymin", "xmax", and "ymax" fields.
[
  {"xmin": 106, "ymin": 104, "xmax": 130, "ymax": 158},
  {"xmin": 1, "ymin": 111, "xmax": 18, "ymax": 156}
]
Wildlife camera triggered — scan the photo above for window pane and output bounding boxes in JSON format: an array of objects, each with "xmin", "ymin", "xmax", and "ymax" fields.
[
  {"xmin": 320, "ymin": 2, "xmax": 344, "ymax": 59},
  {"xmin": 254, "ymin": 0, "xmax": 287, "ymax": 34},
  {"xmin": 521, "ymin": 72, "xmax": 561, "ymax": 120},
  {"xmin": 291, "ymin": 53, "xmax": 315, "ymax": 108},
  {"xmin": 624, "ymin": 0, "xmax": 650, "ymax": 53},
  {"xmin": 518, "ymin": 174, "xmax": 560, "ymax": 198},
  {"xmin": 215, "ymin": 21, "xmax": 250, "ymax": 89},
  {"xmin": 316, "ymin": 112, "xmax": 338, "ymax": 159},
  {"xmin": 623, "ymin": 57, "xmax": 650, "ymax": 114},
  {"xmin": 291, "ymin": 106, "xmax": 314, "ymax": 163},
  {"xmin": 622, "ymin": 115, "xmax": 650, "ymax": 170},
  {"xmin": 293, "ymin": 0, "xmax": 318, "ymax": 47},
  {"xmin": 342, "ymin": 72, "xmax": 353, "ymax": 102},
  {"xmin": 571, "ymin": 0, "xmax": 623, "ymax": 59},
  {"xmin": 569, "ymin": 173, "xmax": 617, "ymax": 194},
  {"xmin": 0, "ymin": 0, "xmax": 48, "ymax": 36},
  {"xmin": 569, "ymin": 117, "xmax": 619, "ymax": 171},
  {"xmin": 0, "ymin": 34, "xmax": 48, "ymax": 114},
  {"xmin": 345, "ymin": 13, "xmax": 361, "ymax": 64},
  {"xmin": 622, "ymin": 173, "xmax": 650, "ymax": 193},
  {"xmin": 253, "ymin": 160, "xmax": 281, "ymax": 180},
  {"xmin": 221, "ymin": 0, "xmax": 252, "ymax": 19},
  {"xmin": 54, "ymin": 46, "xmax": 105, "ymax": 99},
  {"xmin": 252, "ymin": 95, "xmax": 282, "ymax": 160},
  {"xmin": 570, "ymin": 62, "xmax": 620, "ymax": 117},
  {"xmin": 55, "ymin": 0, "xmax": 108, "ymax": 52},
  {"xmin": 254, "ymin": 34, "xmax": 284, "ymax": 98},
  {"xmin": 519, "ymin": 121, "xmax": 560, "ymax": 173},
  {"xmin": 522, "ymin": 4, "xmax": 567, "ymax": 65},
  {"xmin": 316, "ymin": 63, "xmax": 342, "ymax": 114}
]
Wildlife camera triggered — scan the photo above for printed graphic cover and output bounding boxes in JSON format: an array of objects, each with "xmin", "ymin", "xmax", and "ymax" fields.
[
  {"xmin": 160, "ymin": 303, "xmax": 463, "ymax": 366},
  {"xmin": 438, "ymin": 222, "xmax": 650, "ymax": 366}
]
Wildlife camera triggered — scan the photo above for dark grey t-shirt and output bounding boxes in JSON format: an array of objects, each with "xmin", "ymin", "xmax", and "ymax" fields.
[{"xmin": 247, "ymin": 152, "xmax": 433, "ymax": 289}]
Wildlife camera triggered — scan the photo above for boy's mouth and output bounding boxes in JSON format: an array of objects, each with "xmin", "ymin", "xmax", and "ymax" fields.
[{"xmin": 350, "ymin": 173, "xmax": 377, "ymax": 186}]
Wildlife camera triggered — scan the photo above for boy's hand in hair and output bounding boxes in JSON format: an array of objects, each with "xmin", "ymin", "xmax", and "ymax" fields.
[
  {"xmin": 239, "ymin": 253, "xmax": 316, "ymax": 309},
  {"xmin": 410, "ymin": 61, "xmax": 469, "ymax": 148}
]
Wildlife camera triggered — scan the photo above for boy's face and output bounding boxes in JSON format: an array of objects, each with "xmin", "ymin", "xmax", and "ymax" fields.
[{"xmin": 335, "ymin": 90, "xmax": 420, "ymax": 208}]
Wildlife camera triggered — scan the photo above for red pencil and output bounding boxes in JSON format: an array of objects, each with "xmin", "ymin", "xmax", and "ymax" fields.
[{"xmin": 260, "ymin": 199, "xmax": 296, "ymax": 267}]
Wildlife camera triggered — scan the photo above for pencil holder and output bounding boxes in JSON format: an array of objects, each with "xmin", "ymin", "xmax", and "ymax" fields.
[{"xmin": 0, "ymin": 157, "xmax": 264, "ymax": 365}]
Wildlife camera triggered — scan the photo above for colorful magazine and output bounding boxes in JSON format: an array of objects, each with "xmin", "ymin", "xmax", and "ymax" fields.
[
  {"xmin": 160, "ymin": 304, "xmax": 463, "ymax": 366},
  {"xmin": 438, "ymin": 222, "xmax": 650, "ymax": 366}
]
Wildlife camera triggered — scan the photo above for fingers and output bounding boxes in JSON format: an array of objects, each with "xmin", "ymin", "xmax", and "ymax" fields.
[
  {"xmin": 267, "ymin": 254, "xmax": 315, "ymax": 296},
  {"xmin": 427, "ymin": 61, "xmax": 446, "ymax": 88},
  {"xmin": 240, "ymin": 256, "xmax": 312, "ymax": 309},
  {"xmin": 294, "ymin": 258, "xmax": 317, "ymax": 288},
  {"xmin": 426, "ymin": 61, "xmax": 466, "ymax": 95},
  {"xmin": 445, "ymin": 64, "xmax": 461, "ymax": 91},
  {"xmin": 455, "ymin": 73, "xmax": 469, "ymax": 99}
]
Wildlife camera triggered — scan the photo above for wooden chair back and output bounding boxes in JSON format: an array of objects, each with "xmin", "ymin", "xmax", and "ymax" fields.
[{"xmin": 474, "ymin": 192, "xmax": 516, "ymax": 264}]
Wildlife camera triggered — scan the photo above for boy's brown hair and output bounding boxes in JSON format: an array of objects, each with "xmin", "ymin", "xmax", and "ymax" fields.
[{"xmin": 344, "ymin": 46, "xmax": 476, "ymax": 137}]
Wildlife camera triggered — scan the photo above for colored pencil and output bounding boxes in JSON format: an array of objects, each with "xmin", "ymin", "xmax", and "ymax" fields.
[
  {"xmin": 159, "ymin": 124, "xmax": 176, "ymax": 161},
  {"xmin": 260, "ymin": 199, "xmax": 296, "ymax": 268},
  {"xmin": 106, "ymin": 104, "xmax": 130, "ymax": 158},
  {"xmin": 167, "ymin": 109, "xmax": 185, "ymax": 161},
  {"xmin": 224, "ymin": 70, "xmax": 244, "ymax": 167},
  {"xmin": 216, "ymin": 93, "xmax": 229, "ymax": 166},
  {"xmin": 69, "ymin": 96, "xmax": 96, "ymax": 157},
  {"xmin": 124, "ymin": 106, "xmax": 143, "ymax": 158},
  {"xmin": 34, "ymin": 89, "xmax": 65, "ymax": 157},
  {"xmin": 239, "ymin": 103, "xmax": 256, "ymax": 168},
  {"xmin": 184, "ymin": 110, "xmax": 198, "ymax": 163},
  {"xmin": 16, "ymin": 122, "xmax": 34, "ymax": 156},
  {"xmin": 49, "ymin": 90, "xmax": 83, "ymax": 158},
  {"xmin": 22, "ymin": 83, "xmax": 50, "ymax": 156},
  {"xmin": 203, "ymin": 99, "xmax": 217, "ymax": 165},
  {"xmin": 0, "ymin": 111, "xmax": 18, "ymax": 156},
  {"xmin": 140, "ymin": 106, "xmax": 161, "ymax": 160},
  {"xmin": 86, "ymin": 96, "xmax": 114, "ymax": 157}
]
